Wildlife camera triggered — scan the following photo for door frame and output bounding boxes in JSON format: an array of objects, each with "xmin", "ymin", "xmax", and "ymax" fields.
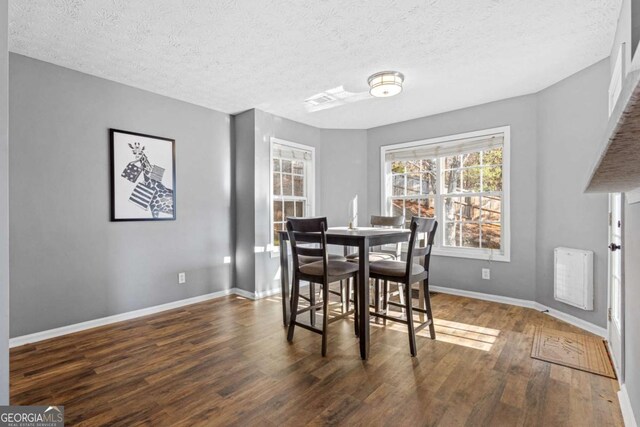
[{"xmin": 607, "ymin": 192, "xmax": 625, "ymax": 382}]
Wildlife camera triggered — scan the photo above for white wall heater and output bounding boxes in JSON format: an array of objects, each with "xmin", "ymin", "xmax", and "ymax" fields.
[{"xmin": 554, "ymin": 247, "xmax": 594, "ymax": 310}]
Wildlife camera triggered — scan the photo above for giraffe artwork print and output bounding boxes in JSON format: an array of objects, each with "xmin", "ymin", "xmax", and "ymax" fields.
[{"xmin": 110, "ymin": 129, "xmax": 176, "ymax": 221}]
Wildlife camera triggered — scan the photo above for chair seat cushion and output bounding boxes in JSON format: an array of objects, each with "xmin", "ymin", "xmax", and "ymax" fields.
[
  {"xmin": 300, "ymin": 260, "xmax": 359, "ymax": 277},
  {"xmin": 369, "ymin": 260, "xmax": 425, "ymax": 278},
  {"xmin": 346, "ymin": 251, "xmax": 397, "ymax": 263},
  {"xmin": 298, "ymin": 254, "xmax": 346, "ymax": 264}
]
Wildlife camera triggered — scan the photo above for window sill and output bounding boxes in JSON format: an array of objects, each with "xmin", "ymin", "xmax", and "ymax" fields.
[
  {"xmin": 271, "ymin": 244, "xmax": 509, "ymax": 262},
  {"xmin": 382, "ymin": 243, "xmax": 510, "ymax": 262},
  {"xmin": 431, "ymin": 247, "xmax": 510, "ymax": 262},
  {"xmin": 269, "ymin": 247, "xmax": 281, "ymax": 258}
]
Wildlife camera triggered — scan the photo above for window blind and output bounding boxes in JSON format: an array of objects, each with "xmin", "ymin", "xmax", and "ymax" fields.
[
  {"xmin": 384, "ymin": 134, "xmax": 503, "ymax": 162},
  {"xmin": 273, "ymin": 144, "xmax": 312, "ymax": 161}
]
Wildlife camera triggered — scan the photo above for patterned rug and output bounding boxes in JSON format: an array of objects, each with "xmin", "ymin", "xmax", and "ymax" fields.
[{"xmin": 531, "ymin": 327, "xmax": 616, "ymax": 379}]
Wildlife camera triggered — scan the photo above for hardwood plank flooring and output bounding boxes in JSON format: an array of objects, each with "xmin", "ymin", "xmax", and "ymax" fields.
[{"xmin": 10, "ymin": 293, "xmax": 623, "ymax": 426}]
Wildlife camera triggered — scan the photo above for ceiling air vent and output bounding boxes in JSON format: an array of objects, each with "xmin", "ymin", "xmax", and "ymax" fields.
[
  {"xmin": 305, "ymin": 93, "xmax": 336, "ymax": 106},
  {"xmin": 304, "ymin": 86, "xmax": 372, "ymax": 112}
]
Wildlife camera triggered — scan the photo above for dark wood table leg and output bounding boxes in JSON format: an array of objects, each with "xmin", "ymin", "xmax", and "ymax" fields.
[
  {"xmin": 358, "ymin": 238, "xmax": 370, "ymax": 360},
  {"xmin": 280, "ymin": 239, "xmax": 290, "ymax": 327}
]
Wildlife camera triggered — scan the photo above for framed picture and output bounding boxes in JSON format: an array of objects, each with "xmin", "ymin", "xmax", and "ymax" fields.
[{"xmin": 110, "ymin": 129, "xmax": 176, "ymax": 221}]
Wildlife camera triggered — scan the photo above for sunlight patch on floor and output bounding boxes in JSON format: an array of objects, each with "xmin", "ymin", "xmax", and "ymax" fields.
[
  {"xmin": 431, "ymin": 318, "xmax": 499, "ymax": 351},
  {"xmin": 278, "ymin": 292, "xmax": 501, "ymax": 352},
  {"xmin": 372, "ymin": 314, "xmax": 500, "ymax": 352}
]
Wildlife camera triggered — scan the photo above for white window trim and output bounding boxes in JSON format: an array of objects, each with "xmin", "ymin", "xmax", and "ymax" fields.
[
  {"xmin": 380, "ymin": 126, "xmax": 511, "ymax": 262},
  {"xmin": 269, "ymin": 137, "xmax": 316, "ymax": 257}
]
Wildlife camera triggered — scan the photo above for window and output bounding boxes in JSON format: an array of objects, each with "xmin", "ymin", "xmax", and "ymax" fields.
[
  {"xmin": 271, "ymin": 138, "xmax": 315, "ymax": 248},
  {"xmin": 381, "ymin": 127, "xmax": 510, "ymax": 262}
]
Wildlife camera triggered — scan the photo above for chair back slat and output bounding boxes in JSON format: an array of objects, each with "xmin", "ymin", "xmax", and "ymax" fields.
[
  {"xmin": 287, "ymin": 217, "xmax": 327, "ymax": 232},
  {"xmin": 367, "ymin": 214, "xmax": 404, "ymax": 257},
  {"xmin": 287, "ymin": 217, "xmax": 329, "ymax": 276},
  {"xmin": 295, "ymin": 246, "xmax": 324, "ymax": 257},
  {"xmin": 371, "ymin": 215, "xmax": 404, "ymax": 227},
  {"xmin": 406, "ymin": 217, "xmax": 438, "ymax": 278}
]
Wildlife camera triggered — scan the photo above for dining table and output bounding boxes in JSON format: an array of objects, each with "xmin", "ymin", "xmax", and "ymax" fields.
[{"xmin": 278, "ymin": 226, "xmax": 411, "ymax": 360}]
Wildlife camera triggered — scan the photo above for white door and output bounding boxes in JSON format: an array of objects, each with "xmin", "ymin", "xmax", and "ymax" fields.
[{"xmin": 608, "ymin": 193, "xmax": 624, "ymax": 378}]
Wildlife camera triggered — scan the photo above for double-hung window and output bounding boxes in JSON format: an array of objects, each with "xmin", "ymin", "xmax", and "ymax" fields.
[
  {"xmin": 381, "ymin": 126, "xmax": 510, "ymax": 261},
  {"xmin": 271, "ymin": 138, "xmax": 315, "ymax": 248}
]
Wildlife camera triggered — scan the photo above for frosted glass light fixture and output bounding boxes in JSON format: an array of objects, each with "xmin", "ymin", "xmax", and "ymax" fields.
[{"xmin": 368, "ymin": 71, "xmax": 404, "ymax": 97}]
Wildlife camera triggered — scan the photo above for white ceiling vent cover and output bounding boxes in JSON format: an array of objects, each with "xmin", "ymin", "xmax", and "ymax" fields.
[
  {"xmin": 554, "ymin": 247, "xmax": 594, "ymax": 310},
  {"xmin": 304, "ymin": 86, "xmax": 371, "ymax": 112},
  {"xmin": 305, "ymin": 94, "xmax": 336, "ymax": 106}
]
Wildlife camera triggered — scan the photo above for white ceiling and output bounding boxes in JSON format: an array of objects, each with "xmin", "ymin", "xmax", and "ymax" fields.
[{"xmin": 9, "ymin": 0, "xmax": 622, "ymax": 129}]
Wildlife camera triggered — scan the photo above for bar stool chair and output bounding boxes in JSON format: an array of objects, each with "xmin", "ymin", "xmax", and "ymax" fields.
[
  {"xmin": 297, "ymin": 248, "xmax": 348, "ymax": 327},
  {"xmin": 346, "ymin": 215, "xmax": 404, "ymax": 262},
  {"xmin": 346, "ymin": 215, "xmax": 404, "ymax": 318},
  {"xmin": 287, "ymin": 217, "xmax": 360, "ymax": 356},
  {"xmin": 369, "ymin": 217, "xmax": 438, "ymax": 356}
]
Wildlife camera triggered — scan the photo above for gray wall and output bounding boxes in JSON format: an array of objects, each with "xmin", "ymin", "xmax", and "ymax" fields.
[
  {"xmin": 0, "ymin": 0, "xmax": 9, "ymax": 406},
  {"xmin": 233, "ymin": 110, "xmax": 256, "ymax": 293},
  {"xmin": 365, "ymin": 60, "xmax": 611, "ymax": 328},
  {"xmin": 536, "ymin": 59, "xmax": 610, "ymax": 328},
  {"xmin": 253, "ymin": 109, "xmax": 324, "ymax": 295},
  {"xmin": 232, "ymin": 108, "xmax": 327, "ymax": 294},
  {"xmin": 366, "ymin": 95, "xmax": 539, "ymax": 301},
  {"xmin": 231, "ymin": 111, "xmax": 371, "ymax": 295},
  {"xmin": 319, "ymin": 129, "xmax": 368, "ymax": 228},
  {"xmin": 623, "ymin": 199, "xmax": 640, "ymax": 420},
  {"xmin": 9, "ymin": 54, "xmax": 233, "ymax": 337}
]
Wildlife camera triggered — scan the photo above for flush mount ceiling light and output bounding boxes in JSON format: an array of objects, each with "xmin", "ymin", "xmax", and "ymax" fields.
[{"xmin": 368, "ymin": 71, "xmax": 404, "ymax": 98}]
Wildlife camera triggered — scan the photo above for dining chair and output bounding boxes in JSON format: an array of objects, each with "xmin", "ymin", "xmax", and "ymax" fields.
[
  {"xmin": 297, "ymin": 244, "xmax": 348, "ymax": 327},
  {"xmin": 286, "ymin": 217, "xmax": 360, "ymax": 356},
  {"xmin": 369, "ymin": 217, "xmax": 438, "ymax": 356},
  {"xmin": 346, "ymin": 215, "xmax": 404, "ymax": 262},
  {"xmin": 346, "ymin": 215, "xmax": 404, "ymax": 318}
]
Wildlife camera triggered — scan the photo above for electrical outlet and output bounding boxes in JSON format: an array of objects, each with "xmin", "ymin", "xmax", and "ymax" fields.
[
  {"xmin": 482, "ymin": 268, "xmax": 490, "ymax": 280},
  {"xmin": 178, "ymin": 272, "xmax": 186, "ymax": 284}
]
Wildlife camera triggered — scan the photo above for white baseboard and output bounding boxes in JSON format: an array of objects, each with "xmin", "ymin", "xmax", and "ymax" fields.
[
  {"xmin": 430, "ymin": 285, "xmax": 607, "ymax": 337},
  {"xmin": 232, "ymin": 288, "xmax": 257, "ymax": 300},
  {"xmin": 430, "ymin": 285, "xmax": 537, "ymax": 309},
  {"xmin": 10, "ymin": 289, "xmax": 236, "ymax": 348},
  {"xmin": 9, "ymin": 286, "xmax": 286, "ymax": 348},
  {"xmin": 533, "ymin": 302, "xmax": 607, "ymax": 337},
  {"xmin": 619, "ymin": 385, "xmax": 638, "ymax": 427},
  {"xmin": 9, "ymin": 284, "xmax": 605, "ymax": 347},
  {"xmin": 255, "ymin": 286, "xmax": 285, "ymax": 299}
]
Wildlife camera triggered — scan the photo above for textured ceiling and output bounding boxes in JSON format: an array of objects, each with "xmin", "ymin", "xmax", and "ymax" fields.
[{"xmin": 9, "ymin": 0, "xmax": 622, "ymax": 129}]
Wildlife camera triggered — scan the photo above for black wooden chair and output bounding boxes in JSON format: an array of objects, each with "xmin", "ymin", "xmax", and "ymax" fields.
[
  {"xmin": 346, "ymin": 215, "xmax": 404, "ymax": 319},
  {"xmin": 296, "ymin": 238, "xmax": 348, "ymax": 328},
  {"xmin": 369, "ymin": 217, "xmax": 438, "ymax": 356},
  {"xmin": 346, "ymin": 215, "xmax": 404, "ymax": 262},
  {"xmin": 286, "ymin": 217, "xmax": 360, "ymax": 356}
]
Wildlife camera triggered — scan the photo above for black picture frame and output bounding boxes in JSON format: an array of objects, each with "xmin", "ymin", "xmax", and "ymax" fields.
[{"xmin": 109, "ymin": 128, "xmax": 176, "ymax": 222}]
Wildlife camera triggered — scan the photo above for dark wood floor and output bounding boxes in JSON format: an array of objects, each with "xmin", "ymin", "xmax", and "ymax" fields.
[{"xmin": 10, "ymin": 292, "xmax": 623, "ymax": 426}]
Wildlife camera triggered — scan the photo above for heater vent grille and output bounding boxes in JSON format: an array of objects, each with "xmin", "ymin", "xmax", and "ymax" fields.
[{"xmin": 554, "ymin": 247, "xmax": 594, "ymax": 310}]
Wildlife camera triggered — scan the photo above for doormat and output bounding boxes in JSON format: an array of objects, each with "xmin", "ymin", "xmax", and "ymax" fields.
[{"xmin": 531, "ymin": 327, "xmax": 616, "ymax": 379}]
